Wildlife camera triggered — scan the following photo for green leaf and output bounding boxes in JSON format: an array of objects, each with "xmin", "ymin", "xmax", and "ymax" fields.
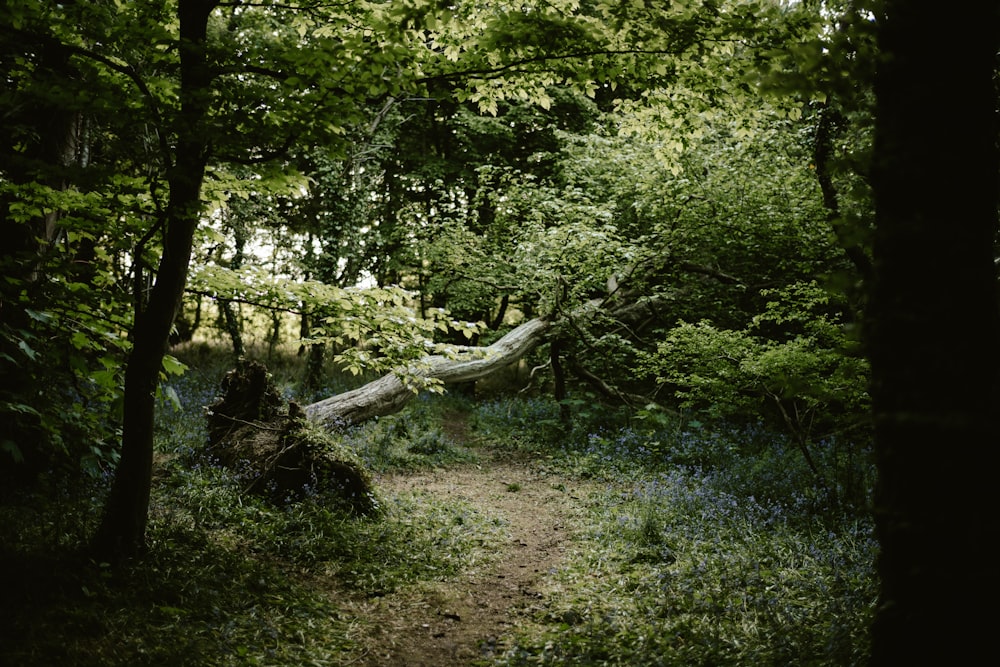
[
  {"xmin": 162, "ymin": 384, "xmax": 182, "ymax": 411},
  {"xmin": 161, "ymin": 354, "xmax": 189, "ymax": 377},
  {"xmin": 70, "ymin": 331, "xmax": 91, "ymax": 350},
  {"xmin": 23, "ymin": 308, "xmax": 52, "ymax": 323},
  {"xmin": 1, "ymin": 401, "xmax": 41, "ymax": 418},
  {"xmin": 17, "ymin": 339, "xmax": 37, "ymax": 361},
  {"xmin": 1, "ymin": 440, "xmax": 24, "ymax": 464}
]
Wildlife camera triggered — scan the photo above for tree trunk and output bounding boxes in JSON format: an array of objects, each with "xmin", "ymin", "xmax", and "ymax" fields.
[
  {"xmin": 0, "ymin": 39, "xmax": 82, "ymax": 274},
  {"xmin": 221, "ymin": 299, "xmax": 245, "ymax": 358},
  {"xmin": 304, "ymin": 340, "xmax": 326, "ymax": 394},
  {"xmin": 305, "ymin": 316, "xmax": 552, "ymax": 427},
  {"xmin": 868, "ymin": 2, "xmax": 1000, "ymax": 662},
  {"xmin": 92, "ymin": 0, "xmax": 218, "ymax": 562},
  {"xmin": 550, "ymin": 336, "xmax": 570, "ymax": 425},
  {"xmin": 267, "ymin": 308, "xmax": 282, "ymax": 359},
  {"xmin": 221, "ymin": 210, "xmax": 248, "ymax": 358},
  {"xmin": 812, "ymin": 102, "xmax": 873, "ymax": 285}
]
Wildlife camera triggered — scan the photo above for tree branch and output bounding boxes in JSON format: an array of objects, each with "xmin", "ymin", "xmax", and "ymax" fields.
[
  {"xmin": 678, "ymin": 261, "xmax": 744, "ymax": 285},
  {"xmin": 418, "ymin": 47, "xmax": 691, "ymax": 87},
  {"xmin": 2, "ymin": 27, "xmax": 176, "ymax": 169}
]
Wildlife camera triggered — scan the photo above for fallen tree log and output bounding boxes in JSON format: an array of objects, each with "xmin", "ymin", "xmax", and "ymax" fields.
[
  {"xmin": 299, "ymin": 289, "xmax": 672, "ymax": 428},
  {"xmin": 203, "ymin": 317, "xmax": 555, "ymax": 507},
  {"xmin": 303, "ymin": 315, "xmax": 553, "ymax": 428}
]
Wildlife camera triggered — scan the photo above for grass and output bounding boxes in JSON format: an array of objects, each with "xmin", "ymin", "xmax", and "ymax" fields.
[
  {"xmin": 342, "ymin": 394, "xmax": 482, "ymax": 473},
  {"xmin": 492, "ymin": 480, "xmax": 874, "ymax": 665},
  {"xmin": 471, "ymin": 395, "xmax": 876, "ymax": 666},
  {"xmin": 0, "ymin": 343, "xmax": 877, "ymax": 666}
]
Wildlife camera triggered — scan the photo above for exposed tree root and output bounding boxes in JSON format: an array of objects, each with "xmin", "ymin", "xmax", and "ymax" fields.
[{"xmin": 206, "ymin": 360, "xmax": 376, "ymax": 513}]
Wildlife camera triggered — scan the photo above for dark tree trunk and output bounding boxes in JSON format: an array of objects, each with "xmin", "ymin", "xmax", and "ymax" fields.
[
  {"xmin": 304, "ymin": 340, "xmax": 326, "ymax": 394},
  {"xmin": 0, "ymin": 37, "xmax": 87, "ymax": 286},
  {"xmin": 812, "ymin": 102, "xmax": 873, "ymax": 285},
  {"xmin": 92, "ymin": 0, "xmax": 218, "ymax": 562},
  {"xmin": 490, "ymin": 294, "xmax": 510, "ymax": 331},
  {"xmin": 868, "ymin": 2, "xmax": 1000, "ymax": 663},
  {"xmin": 298, "ymin": 309, "xmax": 310, "ymax": 357},
  {"xmin": 267, "ymin": 308, "xmax": 282, "ymax": 359},
  {"xmin": 0, "ymin": 42, "xmax": 78, "ymax": 261},
  {"xmin": 221, "ymin": 299, "xmax": 244, "ymax": 358},
  {"xmin": 221, "ymin": 211, "xmax": 248, "ymax": 358},
  {"xmin": 550, "ymin": 337, "xmax": 570, "ymax": 425}
]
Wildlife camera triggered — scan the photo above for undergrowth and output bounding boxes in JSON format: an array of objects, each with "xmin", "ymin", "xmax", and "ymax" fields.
[
  {"xmin": 343, "ymin": 394, "xmax": 481, "ymax": 473},
  {"xmin": 0, "ymin": 349, "xmax": 501, "ymax": 666},
  {"xmin": 472, "ymin": 394, "xmax": 877, "ymax": 666},
  {"xmin": 0, "ymin": 345, "xmax": 877, "ymax": 666}
]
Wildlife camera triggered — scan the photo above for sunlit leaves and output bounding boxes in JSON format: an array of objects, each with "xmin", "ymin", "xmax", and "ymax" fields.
[
  {"xmin": 188, "ymin": 264, "xmax": 484, "ymax": 385},
  {"xmin": 416, "ymin": 0, "xmax": 779, "ymax": 115}
]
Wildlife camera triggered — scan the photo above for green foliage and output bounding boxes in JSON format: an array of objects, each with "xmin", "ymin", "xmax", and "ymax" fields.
[
  {"xmin": 189, "ymin": 264, "xmax": 484, "ymax": 389},
  {"xmin": 499, "ymin": 482, "xmax": 875, "ymax": 666},
  {"xmin": 0, "ymin": 0, "xmax": 888, "ymax": 659},
  {"xmin": 343, "ymin": 397, "xmax": 480, "ymax": 472},
  {"xmin": 643, "ymin": 281, "xmax": 869, "ymax": 445},
  {"xmin": 408, "ymin": 59, "xmax": 859, "ymax": 432},
  {"xmin": 0, "ymin": 239, "xmax": 132, "ymax": 478}
]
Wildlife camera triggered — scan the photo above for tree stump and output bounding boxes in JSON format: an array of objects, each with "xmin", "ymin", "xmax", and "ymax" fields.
[{"xmin": 206, "ymin": 360, "xmax": 376, "ymax": 514}]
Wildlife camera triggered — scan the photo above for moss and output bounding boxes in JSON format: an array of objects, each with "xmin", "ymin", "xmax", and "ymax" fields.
[{"xmin": 206, "ymin": 360, "xmax": 377, "ymax": 514}]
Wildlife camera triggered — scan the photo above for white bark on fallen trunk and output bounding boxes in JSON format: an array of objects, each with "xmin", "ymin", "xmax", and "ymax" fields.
[{"xmin": 303, "ymin": 316, "xmax": 552, "ymax": 427}]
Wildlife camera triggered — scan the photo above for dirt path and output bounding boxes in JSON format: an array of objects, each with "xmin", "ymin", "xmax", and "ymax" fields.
[{"xmin": 344, "ymin": 455, "xmax": 599, "ymax": 666}]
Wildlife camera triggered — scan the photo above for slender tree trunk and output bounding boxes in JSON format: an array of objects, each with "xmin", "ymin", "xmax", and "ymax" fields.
[
  {"xmin": 868, "ymin": 2, "xmax": 1000, "ymax": 662},
  {"xmin": 490, "ymin": 294, "xmax": 510, "ymax": 330},
  {"xmin": 92, "ymin": 0, "xmax": 218, "ymax": 562},
  {"xmin": 267, "ymin": 309, "xmax": 282, "ymax": 359},
  {"xmin": 550, "ymin": 337, "xmax": 570, "ymax": 425},
  {"xmin": 304, "ymin": 340, "xmax": 326, "ymax": 394},
  {"xmin": 221, "ymin": 212, "xmax": 247, "ymax": 358},
  {"xmin": 298, "ymin": 310, "xmax": 310, "ymax": 356},
  {"xmin": 812, "ymin": 102, "xmax": 873, "ymax": 285},
  {"xmin": 221, "ymin": 300, "xmax": 244, "ymax": 358}
]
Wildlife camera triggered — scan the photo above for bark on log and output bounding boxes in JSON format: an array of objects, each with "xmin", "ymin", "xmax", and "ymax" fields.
[{"xmin": 304, "ymin": 316, "xmax": 553, "ymax": 428}]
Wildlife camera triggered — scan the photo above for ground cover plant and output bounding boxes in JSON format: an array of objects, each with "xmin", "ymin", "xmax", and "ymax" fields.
[
  {"xmin": 1, "ymin": 344, "xmax": 876, "ymax": 666},
  {"xmin": 472, "ymin": 395, "xmax": 877, "ymax": 666},
  {"xmin": 0, "ymin": 347, "xmax": 503, "ymax": 666}
]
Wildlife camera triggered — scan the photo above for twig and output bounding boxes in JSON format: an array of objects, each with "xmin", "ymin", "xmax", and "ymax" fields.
[{"xmin": 206, "ymin": 411, "xmax": 289, "ymax": 432}]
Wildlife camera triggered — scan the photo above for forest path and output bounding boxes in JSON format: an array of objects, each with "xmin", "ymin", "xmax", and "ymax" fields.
[{"xmin": 341, "ymin": 418, "xmax": 604, "ymax": 666}]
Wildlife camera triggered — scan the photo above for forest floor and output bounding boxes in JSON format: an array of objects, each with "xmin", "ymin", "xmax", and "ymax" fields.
[
  {"xmin": 0, "ymin": 391, "xmax": 876, "ymax": 666},
  {"xmin": 338, "ymin": 416, "xmax": 605, "ymax": 666}
]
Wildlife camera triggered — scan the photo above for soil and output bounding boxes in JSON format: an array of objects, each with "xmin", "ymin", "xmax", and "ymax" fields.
[{"xmin": 339, "ymin": 417, "xmax": 602, "ymax": 666}]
